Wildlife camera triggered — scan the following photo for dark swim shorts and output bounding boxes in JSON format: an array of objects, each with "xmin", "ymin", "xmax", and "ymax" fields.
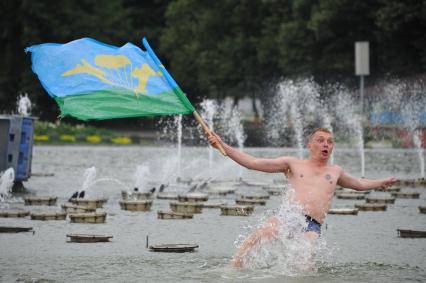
[{"xmin": 304, "ymin": 215, "xmax": 322, "ymax": 234}]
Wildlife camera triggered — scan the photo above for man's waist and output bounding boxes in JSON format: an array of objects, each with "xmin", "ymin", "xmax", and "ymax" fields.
[{"xmin": 305, "ymin": 215, "xmax": 321, "ymax": 226}]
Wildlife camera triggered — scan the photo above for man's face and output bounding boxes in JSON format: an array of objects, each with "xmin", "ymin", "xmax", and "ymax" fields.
[{"xmin": 308, "ymin": 131, "xmax": 334, "ymax": 161}]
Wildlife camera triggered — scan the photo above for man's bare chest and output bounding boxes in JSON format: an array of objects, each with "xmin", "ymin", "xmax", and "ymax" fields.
[{"xmin": 289, "ymin": 165, "xmax": 338, "ymax": 186}]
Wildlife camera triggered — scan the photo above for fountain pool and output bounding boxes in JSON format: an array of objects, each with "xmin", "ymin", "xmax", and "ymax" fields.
[{"xmin": 0, "ymin": 145, "xmax": 425, "ymax": 282}]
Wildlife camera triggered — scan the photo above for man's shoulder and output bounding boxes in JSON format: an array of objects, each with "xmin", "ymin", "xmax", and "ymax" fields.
[
  {"xmin": 280, "ymin": 156, "xmax": 301, "ymax": 163},
  {"xmin": 329, "ymin": 164, "xmax": 343, "ymax": 173}
]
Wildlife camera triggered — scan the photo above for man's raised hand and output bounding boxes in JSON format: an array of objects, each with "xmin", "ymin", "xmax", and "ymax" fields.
[{"xmin": 207, "ymin": 132, "xmax": 223, "ymax": 150}]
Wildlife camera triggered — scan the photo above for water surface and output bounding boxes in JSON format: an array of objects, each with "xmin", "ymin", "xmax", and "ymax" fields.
[{"xmin": 0, "ymin": 146, "xmax": 425, "ymax": 282}]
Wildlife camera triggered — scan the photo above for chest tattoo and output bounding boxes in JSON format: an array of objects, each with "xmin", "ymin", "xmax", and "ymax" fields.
[
  {"xmin": 300, "ymin": 174, "xmax": 304, "ymax": 178},
  {"xmin": 325, "ymin": 174, "xmax": 332, "ymax": 181}
]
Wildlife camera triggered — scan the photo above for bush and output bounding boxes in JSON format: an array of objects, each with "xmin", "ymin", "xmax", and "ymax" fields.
[
  {"xmin": 86, "ymin": 135, "xmax": 102, "ymax": 143},
  {"xmin": 33, "ymin": 121, "xmax": 132, "ymax": 145},
  {"xmin": 111, "ymin": 137, "xmax": 132, "ymax": 145},
  {"xmin": 59, "ymin": 135, "xmax": 76, "ymax": 142}
]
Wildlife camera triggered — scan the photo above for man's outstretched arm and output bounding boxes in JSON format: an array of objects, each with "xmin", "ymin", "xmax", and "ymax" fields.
[
  {"xmin": 208, "ymin": 132, "xmax": 292, "ymax": 173},
  {"xmin": 337, "ymin": 169, "xmax": 396, "ymax": 191}
]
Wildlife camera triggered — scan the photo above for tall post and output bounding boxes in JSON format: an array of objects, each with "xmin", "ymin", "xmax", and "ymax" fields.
[
  {"xmin": 355, "ymin": 42, "xmax": 369, "ymax": 178},
  {"xmin": 360, "ymin": 75, "xmax": 364, "ymax": 115},
  {"xmin": 355, "ymin": 42, "xmax": 370, "ymax": 114}
]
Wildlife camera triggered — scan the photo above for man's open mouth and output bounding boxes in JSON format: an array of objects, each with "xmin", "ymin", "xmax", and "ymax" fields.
[{"xmin": 322, "ymin": 150, "xmax": 329, "ymax": 156}]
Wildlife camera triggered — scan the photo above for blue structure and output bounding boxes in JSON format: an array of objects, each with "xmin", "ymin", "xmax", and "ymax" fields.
[
  {"xmin": 370, "ymin": 112, "xmax": 426, "ymax": 126},
  {"xmin": 0, "ymin": 115, "xmax": 35, "ymax": 187}
]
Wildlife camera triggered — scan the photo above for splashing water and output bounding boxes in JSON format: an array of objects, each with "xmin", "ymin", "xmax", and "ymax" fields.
[
  {"xmin": 0, "ymin": 168, "xmax": 15, "ymax": 202},
  {"xmin": 17, "ymin": 93, "xmax": 32, "ymax": 116},
  {"xmin": 158, "ymin": 115, "xmax": 185, "ymax": 178},
  {"xmin": 371, "ymin": 79, "xmax": 406, "ymax": 115},
  {"xmin": 234, "ymin": 187, "xmax": 329, "ymax": 275},
  {"xmin": 81, "ymin": 167, "xmax": 97, "ymax": 196},
  {"xmin": 79, "ymin": 166, "xmax": 133, "ymax": 196},
  {"xmin": 289, "ymin": 103, "xmax": 304, "ymax": 159},
  {"xmin": 133, "ymin": 165, "xmax": 151, "ymax": 192},
  {"xmin": 359, "ymin": 128, "xmax": 365, "ymax": 177},
  {"xmin": 218, "ymin": 101, "xmax": 247, "ymax": 177},
  {"xmin": 175, "ymin": 115, "xmax": 183, "ymax": 175},
  {"xmin": 230, "ymin": 107, "xmax": 246, "ymax": 177},
  {"xmin": 200, "ymin": 99, "xmax": 218, "ymax": 173},
  {"xmin": 267, "ymin": 79, "xmax": 328, "ymax": 159},
  {"xmin": 413, "ymin": 131, "xmax": 425, "ymax": 179},
  {"xmin": 267, "ymin": 80, "xmax": 296, "ymax": 147},
  {"xmin": 331, "ymin": 86, "xmax": 365, "ymax": 177},
  {"xmin": 401, "ymin": 83, "xmax": 426, "ymax": 178},
  {"xmin": 218, "ymin": 100, "xmax": 246, "ymax": 149}
]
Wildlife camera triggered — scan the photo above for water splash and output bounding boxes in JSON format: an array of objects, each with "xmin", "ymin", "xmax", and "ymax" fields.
[
  {"xmin": 0, "ymin": 168, "xmax": 15, "ymax": 202},
  {"xmin": 175, "ymin": 115, "xmax": 183, "ymax": 175},
  {"xmin": 401, "ymin": 82, "xmax": 426, "ymax": 178},
  {"xmin": 234, "ymin": 187, "xmax": 328, "ymax": 275},
  {"xmin": 267, "ymin": 79, "xmax": 328, "ymax": 159},
  {"xmin": 79, "ymin": 166, "xmax": 134, "ymax": 196},
  {"xmin": 218, "ymin": 100, "xmax": 246, "ymax": 149},
  {"xmin": 413, "ymin": 131, "xmax": 425, "ymax": 178},
  {"xmin": 158, "ymin": 115, "xmax": 185, "ymax": 178},
  {"xmin": 16, "ymin": 93, "xmax": 32, "ymax": 116},
  {"xmin": 289, "ymin": 103, "xmax": 304, "ymax": 159},
  {"xmin": 331, "ymin": 86, "xmax": 365, "ymax": 177},
  {"xmin": 81, "ymin": 167, "xmax": 97, "ymax": 196},
  {"xmin": 266, "ymin": 80, "xmax": 295, "ymax": 147},
  {"xmin": 200, "ymin": 99, "xmax": 218, "ymax": 174},
  {"xmin": 133, "ymin": 165, "xmax": 151, "ymax": 192},
  {"xmin": 217, "ymin": 101, "xmax": 247, "ymax": 177},
  {"xmin": 371, "ymin": 79, "xmax": 406, "ymax": 115}
]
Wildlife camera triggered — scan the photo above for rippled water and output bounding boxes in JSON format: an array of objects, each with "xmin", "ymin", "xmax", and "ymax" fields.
[{"xmin": 0, "ymin": 146, "xmax": 425, "ymax": 282}]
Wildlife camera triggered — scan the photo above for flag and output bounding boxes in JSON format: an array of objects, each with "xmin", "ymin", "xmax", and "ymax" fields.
[{"xmin": 26, "ymin": 38, "xmax": 195, "ymax": 120}]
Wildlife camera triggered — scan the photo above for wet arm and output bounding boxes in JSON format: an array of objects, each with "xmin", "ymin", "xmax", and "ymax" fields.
[
  {"xmin": 208, "ymin": 133, "xmax": 291, "ymax": 173},
  {"xmin": 222, "ymin": 143, "xmax": 291, "ymax": 173},
  {"xmin": 337, "ymin": 170, "xmax": 396, "ymax": 191}
]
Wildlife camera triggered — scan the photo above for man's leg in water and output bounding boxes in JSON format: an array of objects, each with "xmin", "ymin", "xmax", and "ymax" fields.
[
  {"xmin": 304, "ymin": 231, "xmax": 319, "ymax": 241},
  {"xmin": 230, "ymin": 216, "xmax": 280, "ymax": 267},
  {"xmin": 302, "ymin": 231, "xmax": 319, "ymax": 270}
]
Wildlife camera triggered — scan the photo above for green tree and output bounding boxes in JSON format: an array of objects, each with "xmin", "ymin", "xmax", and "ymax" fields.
[
  {"xmin": 375, "ymin": 0, "xmax": 426, "ymax": 75},
  {"xmin": 160, "ymin": 0, "xmax": 231, "ymax": 102},
  {"xmin": 160, "ymin": 0, "xmax": 281, "ymax": 114},
  {"xmin": 2, "ymin": 0, "xmax": 425, "ymax": 121},
  {"xmin": 124, "ymin": 0, "xmax": 168, "ymax": 47}
]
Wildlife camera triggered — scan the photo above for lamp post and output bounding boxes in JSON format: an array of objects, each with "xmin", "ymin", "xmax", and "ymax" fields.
[{"xmin": 355, "ymin": 42, "xmax": 370, "ymax": 115}]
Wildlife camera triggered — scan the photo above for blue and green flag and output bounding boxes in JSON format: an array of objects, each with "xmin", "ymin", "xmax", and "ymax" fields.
[{"xmin": 26, "ymin": 38, "xmax": 195, "ymax": 120}]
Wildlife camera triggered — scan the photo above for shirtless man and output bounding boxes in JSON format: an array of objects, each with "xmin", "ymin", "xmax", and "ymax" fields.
[{"xmin": 208, "ymin": 128, "xmax": 396, "ymax": 267}]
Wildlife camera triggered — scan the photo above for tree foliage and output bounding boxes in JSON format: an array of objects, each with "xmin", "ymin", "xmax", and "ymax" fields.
[{"xmin": 0, "ymin": 0, "xmax": 425, "ymax": 120}]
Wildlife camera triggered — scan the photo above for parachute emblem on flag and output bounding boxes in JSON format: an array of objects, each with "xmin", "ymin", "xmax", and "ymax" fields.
[{"xmin": 62, "ymin": 54, "xmax": 163, "ymax": 97}]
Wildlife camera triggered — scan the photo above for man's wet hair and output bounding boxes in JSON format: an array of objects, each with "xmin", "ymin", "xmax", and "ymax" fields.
[{"xmin": 308, "ymin": 128, "xmax": 332, "ymax": 143}]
